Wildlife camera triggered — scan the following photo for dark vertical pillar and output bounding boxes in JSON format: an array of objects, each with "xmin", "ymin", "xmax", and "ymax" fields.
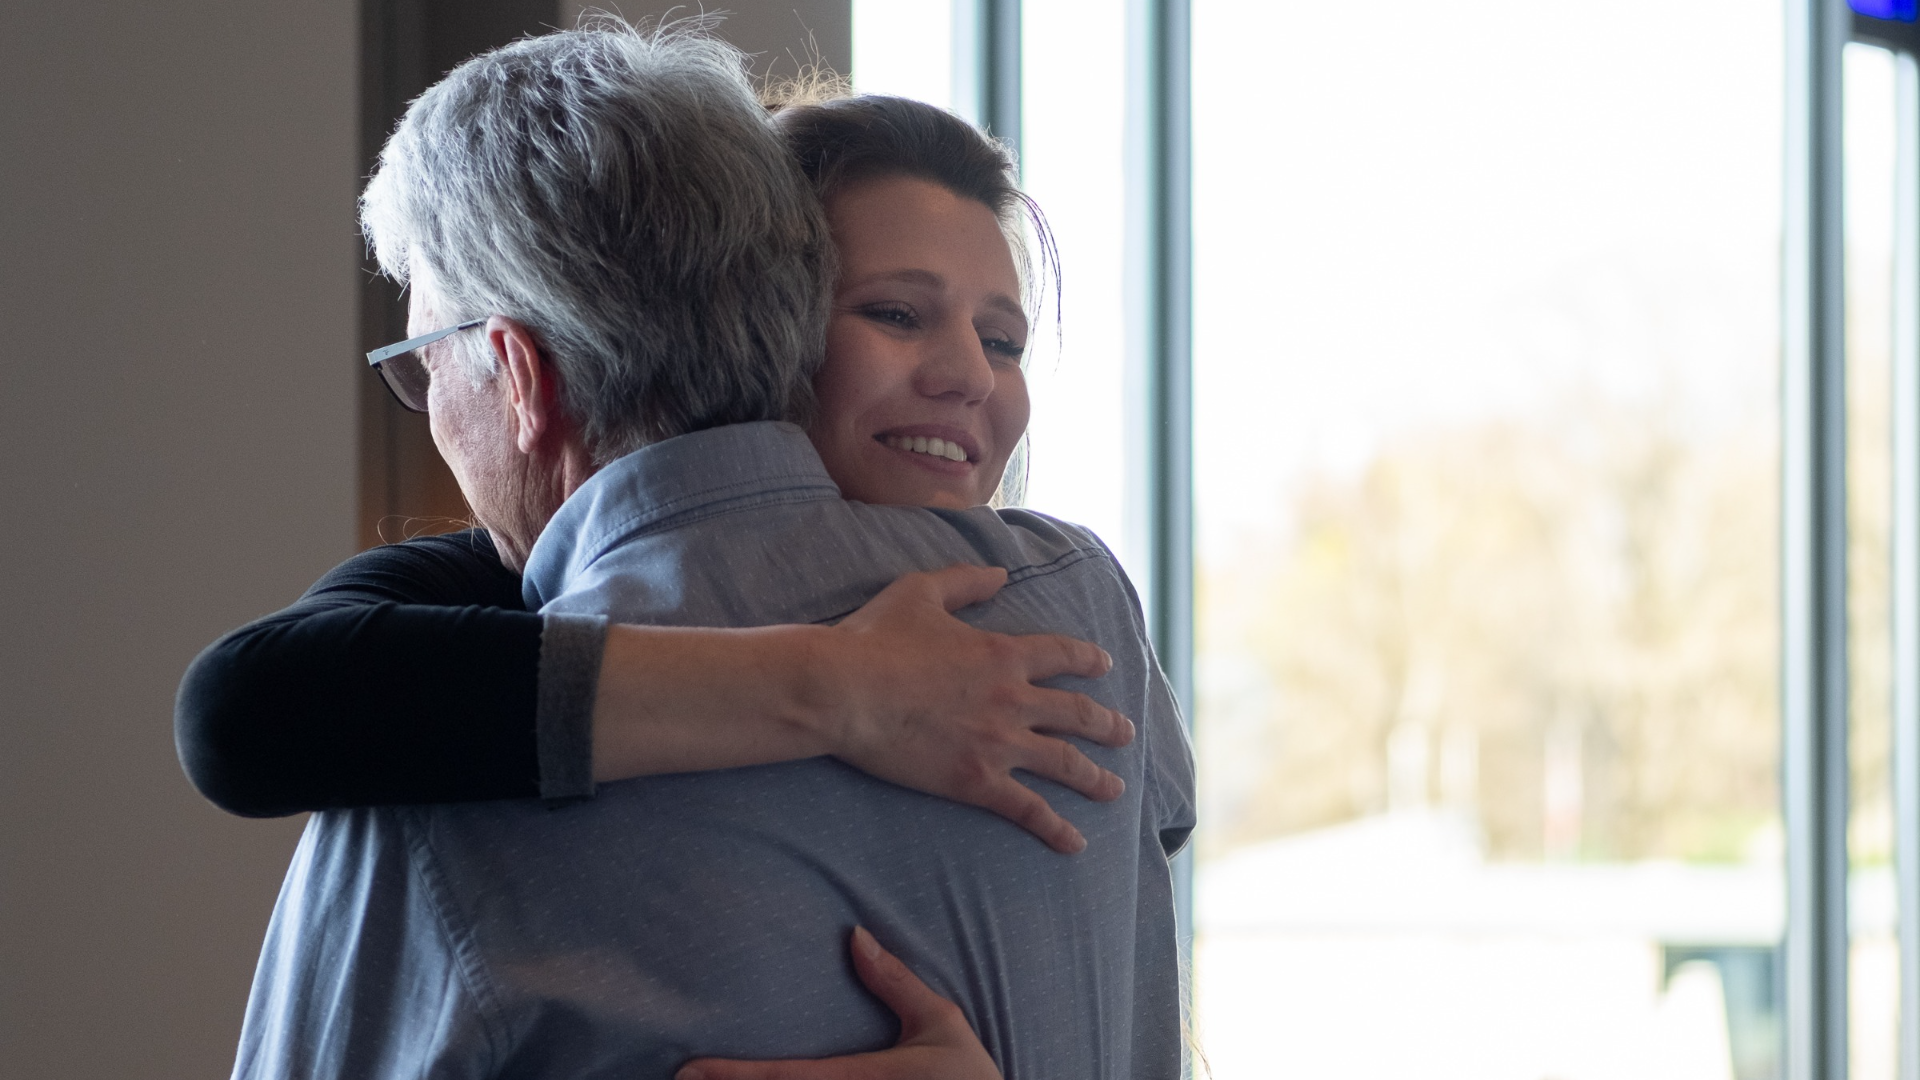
[
  {"xmin": 1144, "ymin": 0, "xmax": 1193, "ymax": 755},
  {"xmin": 1784, "ymin": 2, "xmax": 1852, "ymax": 1078},
  {"xmin": 983, "ymin": 0, "xmax": 1022, "ymax": 160},
  {"xmin": 1129, "ymin": 0, "xmax": 1195, "ymax": 1062},
  {"xmin": 357, "ymin": 0, "xmax": 566, "ymax": 549}
]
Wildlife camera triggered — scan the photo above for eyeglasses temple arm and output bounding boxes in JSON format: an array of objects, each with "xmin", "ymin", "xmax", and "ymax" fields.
[{"xmin": 365, "ymin": 318, "xmax": 488, "ymax": 365}]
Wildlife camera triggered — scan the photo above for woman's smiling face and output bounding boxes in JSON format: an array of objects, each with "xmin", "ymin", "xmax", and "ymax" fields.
[{"xmin": 808, "ymin": 175, "xmax": 1030, "ymax": 509}]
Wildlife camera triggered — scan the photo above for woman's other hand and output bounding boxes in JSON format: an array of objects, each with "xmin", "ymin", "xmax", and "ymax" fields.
[
  {"xmin": 675, "ymin": 926, "xmax": 1003, "ymax": 1080},
  {"xmin": 816, "ymin": 564, "xmax": 1134, "ymax": 854}
]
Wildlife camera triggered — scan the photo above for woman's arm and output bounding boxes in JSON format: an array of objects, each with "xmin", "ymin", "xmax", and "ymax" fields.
[
  {"xmin": 590, "ymin": 564, "xmax": 1131, "ymax": 852},
  {"xmin": 176, "ymin": 531, "xmax": 547, "ymax": 816},
  {"xmin": 177, "ymin": 531, "xmax": 1132, "ymax": 852},
  {"xmin": 676, "ymin": 928, "xmax": 1004, "ymax": 1080}
]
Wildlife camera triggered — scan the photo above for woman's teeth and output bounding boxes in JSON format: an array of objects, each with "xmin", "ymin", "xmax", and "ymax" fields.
[{"xmin": 886, "ymin": 435, "xmax": 969, "ymax": 462}]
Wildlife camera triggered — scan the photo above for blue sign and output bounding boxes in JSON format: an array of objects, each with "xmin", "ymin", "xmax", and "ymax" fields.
[{"xmin": 1853, "ymin": 0, "xmax": 1920, "ymax": 21}]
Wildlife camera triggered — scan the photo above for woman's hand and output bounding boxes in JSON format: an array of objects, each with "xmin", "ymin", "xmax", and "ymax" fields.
[
  {"xmin": 590, "ymin": 564, "xmax": 1132, "ymax": 854},
  {"xmin": 675, "ymin": 926, "xmax": 1003, "ymax": 1080},
  {"xmin": 811, "ymin": 564, "xmax": 1134, "ymax": 853}
]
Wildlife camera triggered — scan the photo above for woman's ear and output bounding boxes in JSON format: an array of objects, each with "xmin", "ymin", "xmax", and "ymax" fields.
[{"xmin": 488, "ymin": 316, "xmax": 560, "ymax": 455}]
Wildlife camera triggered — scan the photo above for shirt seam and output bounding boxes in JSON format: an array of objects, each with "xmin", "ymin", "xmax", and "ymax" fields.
[
  {"xmin": 806, "ymin": 545, "xmax": 1111, "ymax": 626},
  {"xmin": 401, "ymin": 808, "xmax": 513, "ymax": 1071}
]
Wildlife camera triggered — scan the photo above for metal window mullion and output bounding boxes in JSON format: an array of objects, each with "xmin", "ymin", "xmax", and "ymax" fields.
[
  {"xmin": 1785, "ymin": 3, "xmax": 1853, "ymax": 1080},
  {"xmin": 1122, "ymin": 0, "xmax": 1195, "ymax": 1071},
  {"xmin": 1124, "ymin": 0, "xmax": 1194, "ymax": 908},
  {"xmin": 1128, "ymin": 4, "xmax": 1190, "ymax": 1068},
  {"xmin": 1126, "ymin": 10, "xmax": 1194, "ymax": 683},
  {"xmin": 1893, "ymin": 44, "xmax": 1920, "ymax": 1080},
  {"xmin": 983, "ymin": 0, "xmax": 1020, "ymax": 158},
  {"xmin": 1147, "ymin": 0, "xmax": 1193, "ymax": 744},
  {"xmin": 953, "ymin": 0, "xmax": 1021, "ymax": 160}
]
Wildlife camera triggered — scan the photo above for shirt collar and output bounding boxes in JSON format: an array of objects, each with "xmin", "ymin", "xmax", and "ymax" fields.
[{"xmin": 521, "ymin": 421, "xmax": 839, "ymax": 609}]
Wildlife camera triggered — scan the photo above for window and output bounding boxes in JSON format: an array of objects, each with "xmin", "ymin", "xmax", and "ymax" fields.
[
  {"xmin": 859, "ymin": 2, "xmax": 1920, "ymax": 1075},
  {"xmin": 1189, "ymin": 3, "xmax": 1787, "ymax": 1076}
]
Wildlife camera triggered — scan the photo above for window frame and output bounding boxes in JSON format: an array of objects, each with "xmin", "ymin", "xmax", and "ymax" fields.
[{"xmin": 1794, "ymin": 5, "xmax": 1920, "ymax": 1079}]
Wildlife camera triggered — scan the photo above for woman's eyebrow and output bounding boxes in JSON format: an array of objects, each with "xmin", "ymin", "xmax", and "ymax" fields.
[
  {"xmin": 983, "ymin": 293, "xmax": 1028, "ymax": 332},
  {"xmin": 853, "ymin": 268, "xmax": 944, "ymax": 290}
]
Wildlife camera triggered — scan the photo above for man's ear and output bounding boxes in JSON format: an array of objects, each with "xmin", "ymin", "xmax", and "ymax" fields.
[{"xmin": 488, "ymin": 316, "xmax": 560, "ymax": 455}]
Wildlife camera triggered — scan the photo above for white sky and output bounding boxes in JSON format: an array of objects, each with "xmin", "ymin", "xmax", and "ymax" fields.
[
  {"xmin": 850, "ymin": 1, "xmax": 1866, "ymax": 574},
  {"xmin": 1189, "ymin": 0, "xmax": 1789, "ymax": 557},
  {"xmin": 850, "ymin": 0, "xmax": 952, "ymax": 109}
]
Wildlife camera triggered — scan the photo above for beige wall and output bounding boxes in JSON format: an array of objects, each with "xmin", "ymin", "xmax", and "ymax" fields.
[
  {"xmin": 0, "ymin": 2, "xmax": 846, "ymax": 1077},
  {"xmin": 0, "ymin": 2, "xmax": 358, "ymax": 1077}
]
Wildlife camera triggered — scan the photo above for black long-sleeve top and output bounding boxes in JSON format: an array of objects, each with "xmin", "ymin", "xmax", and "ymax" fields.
[{"xmin": 175, "ymin": 531, "xmax": 560, "ymax": 816}]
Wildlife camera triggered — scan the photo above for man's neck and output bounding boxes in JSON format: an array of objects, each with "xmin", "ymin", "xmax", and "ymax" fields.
[{"xmin": 490, "ymin": 440, "xmax": 598, "ymax": 573}]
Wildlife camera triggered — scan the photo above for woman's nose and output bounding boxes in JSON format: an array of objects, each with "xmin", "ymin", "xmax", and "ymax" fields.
[{"xmin": 913, "ymin": 324, "xmax": 997, "ymax": 403}]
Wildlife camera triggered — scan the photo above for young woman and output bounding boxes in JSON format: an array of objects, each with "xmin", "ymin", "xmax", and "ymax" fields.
[
  {"xmin": 181, "ymin": 94, "xmax": 1104, "ymax": 1080},
  {"xmin": 670, "ymin": 99, "xmax": 1072, "ymax": 1080}
]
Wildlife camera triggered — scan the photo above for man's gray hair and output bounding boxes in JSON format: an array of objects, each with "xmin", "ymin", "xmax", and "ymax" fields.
[{"xmin": 361, "ymin": 22, "xmax": 832, "ymax": 462}]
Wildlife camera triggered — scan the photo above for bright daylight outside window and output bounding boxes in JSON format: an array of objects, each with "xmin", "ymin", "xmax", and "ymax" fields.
[
  {"xmin": 1190, "ymin": 3, "xmax": 1794, "ymax": 1079},
  {"xmin": 1844, "ymin": 39, "xmax": 1900, "ymax": 1080},
  {"xmin": 851, "ymin": 3, "xmax": 1910, "ymax": 1080}
]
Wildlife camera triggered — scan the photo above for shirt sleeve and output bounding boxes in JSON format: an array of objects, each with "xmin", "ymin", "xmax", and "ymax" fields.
[
  {"xmin": 1072, "ymin": 524, "xmax": 1197, "ymax": 860},
  {"xmin": 175, "ymin": 530, "xmax": 602, "ymax": 815},
  {"xmin": 1144, "ymin": 665, "xmax": 1198, "ymax": 860}
]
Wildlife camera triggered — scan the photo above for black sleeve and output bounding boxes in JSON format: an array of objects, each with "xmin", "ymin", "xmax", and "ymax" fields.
[{"xmin": 175, "ymin": 530, "xmax": 548, "ymax": 816}]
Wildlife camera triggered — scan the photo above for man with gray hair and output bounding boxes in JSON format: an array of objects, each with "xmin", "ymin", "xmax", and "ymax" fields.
[{"xmin": 233, "ymin": 24, "xmax": 1192, "ymax": 1080}]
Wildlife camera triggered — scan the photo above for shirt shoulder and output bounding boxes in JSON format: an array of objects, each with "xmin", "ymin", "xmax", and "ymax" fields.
[{"xmin": 911, "ymin": 505, "xmax": 1118, "ymax": 580}]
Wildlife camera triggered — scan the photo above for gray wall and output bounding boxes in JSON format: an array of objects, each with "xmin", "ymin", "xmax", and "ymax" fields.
[{"xmin": 0, "ymin": 2, "xmax": 847, "ymax": 1077}]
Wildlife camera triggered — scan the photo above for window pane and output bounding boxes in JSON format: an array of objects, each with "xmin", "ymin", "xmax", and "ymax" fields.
[
  {"xmin": 1844, "ymin": 42, "xmax": 1899, "ymax": 1080},
  {"xmin": 1191, "ymin": 3, "xmax": 1786, "ymax": 1078},
  {"xmin": 850, "ymin": 0, "xmax": 954, "ymax": 108},
  {"xmin": 1018, "ymin": 0, "xmax": 1139, "ymax": 579}
]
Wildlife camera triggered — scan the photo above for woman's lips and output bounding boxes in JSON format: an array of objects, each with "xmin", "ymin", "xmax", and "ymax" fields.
[
  {"xmin": 872, "ymin": 425, "xmax": 982, "ymax": 469},
  {"xmin": 882, "ymin": 433, "xmax": 969, "ymax": 462},
  {"xmin": 875, "ymin": 433, "xmax": 973, "ymax": 474}
]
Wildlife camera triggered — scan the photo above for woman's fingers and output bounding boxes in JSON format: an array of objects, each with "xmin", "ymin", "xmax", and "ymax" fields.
[
  {"xmin": 847, "ymin": 926, "xmax": 962, "ymax": 1037},
  {"xmin": 825, "ymin": 563, "xmax": 1133, "ymax": 852},
  {"xmin": 886, "ymin": 563, "xmax": 1115, "ymax": 683},
  {"xmin": 974, "ymin": 782, "xmax": 1087, "ymax": 854},
  {"xmin": 1014, "ymin": 732, "xmax": 1126, "ymax": 802},
  {"xmin": 675, "ymin": 929, "xmax": 1004, "ymax": 1080},
  {"xmin": 679, "ymin": 1056, "xmax": 926, "ymax": 1080},
  {"xmin": 914, "ymin": 563, "xmax": 1010, "ymax": 613},
  {"xmin": 1007, "ymin": 629, "xmax": 1114, "ymax": 682},
  {"xmin": 1021, "ymin": 686, "xmax": 1135, "ymax": 748},
  {"xmin": 677, "ymin": 1059, "xmax": 837, "ymax": 1080}
]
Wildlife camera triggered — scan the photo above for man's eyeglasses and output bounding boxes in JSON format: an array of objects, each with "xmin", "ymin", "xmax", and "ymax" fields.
[{"xmin": 365, "ymin": 318, "xmax": 485, "ymax": 413}]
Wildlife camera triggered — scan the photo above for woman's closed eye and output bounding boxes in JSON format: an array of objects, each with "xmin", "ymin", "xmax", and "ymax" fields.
[
  {"xmin": 982, "ymin": 334, "xmax": 1025, "ymax": 364},
  {"xmin": 858, "ymin": 301, "xmax": 920, "ymax": 330}
]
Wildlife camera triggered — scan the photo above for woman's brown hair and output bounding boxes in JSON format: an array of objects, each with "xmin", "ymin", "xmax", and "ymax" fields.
[{"xmin": 771, "ymin": 93, "xmax": 1060, "ymax": 320}]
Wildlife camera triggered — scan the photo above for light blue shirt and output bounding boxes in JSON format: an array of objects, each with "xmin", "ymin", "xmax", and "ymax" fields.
[{"xmin": 232, "ymin": 421, "xmax": 1195, "ymax": 1080}]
